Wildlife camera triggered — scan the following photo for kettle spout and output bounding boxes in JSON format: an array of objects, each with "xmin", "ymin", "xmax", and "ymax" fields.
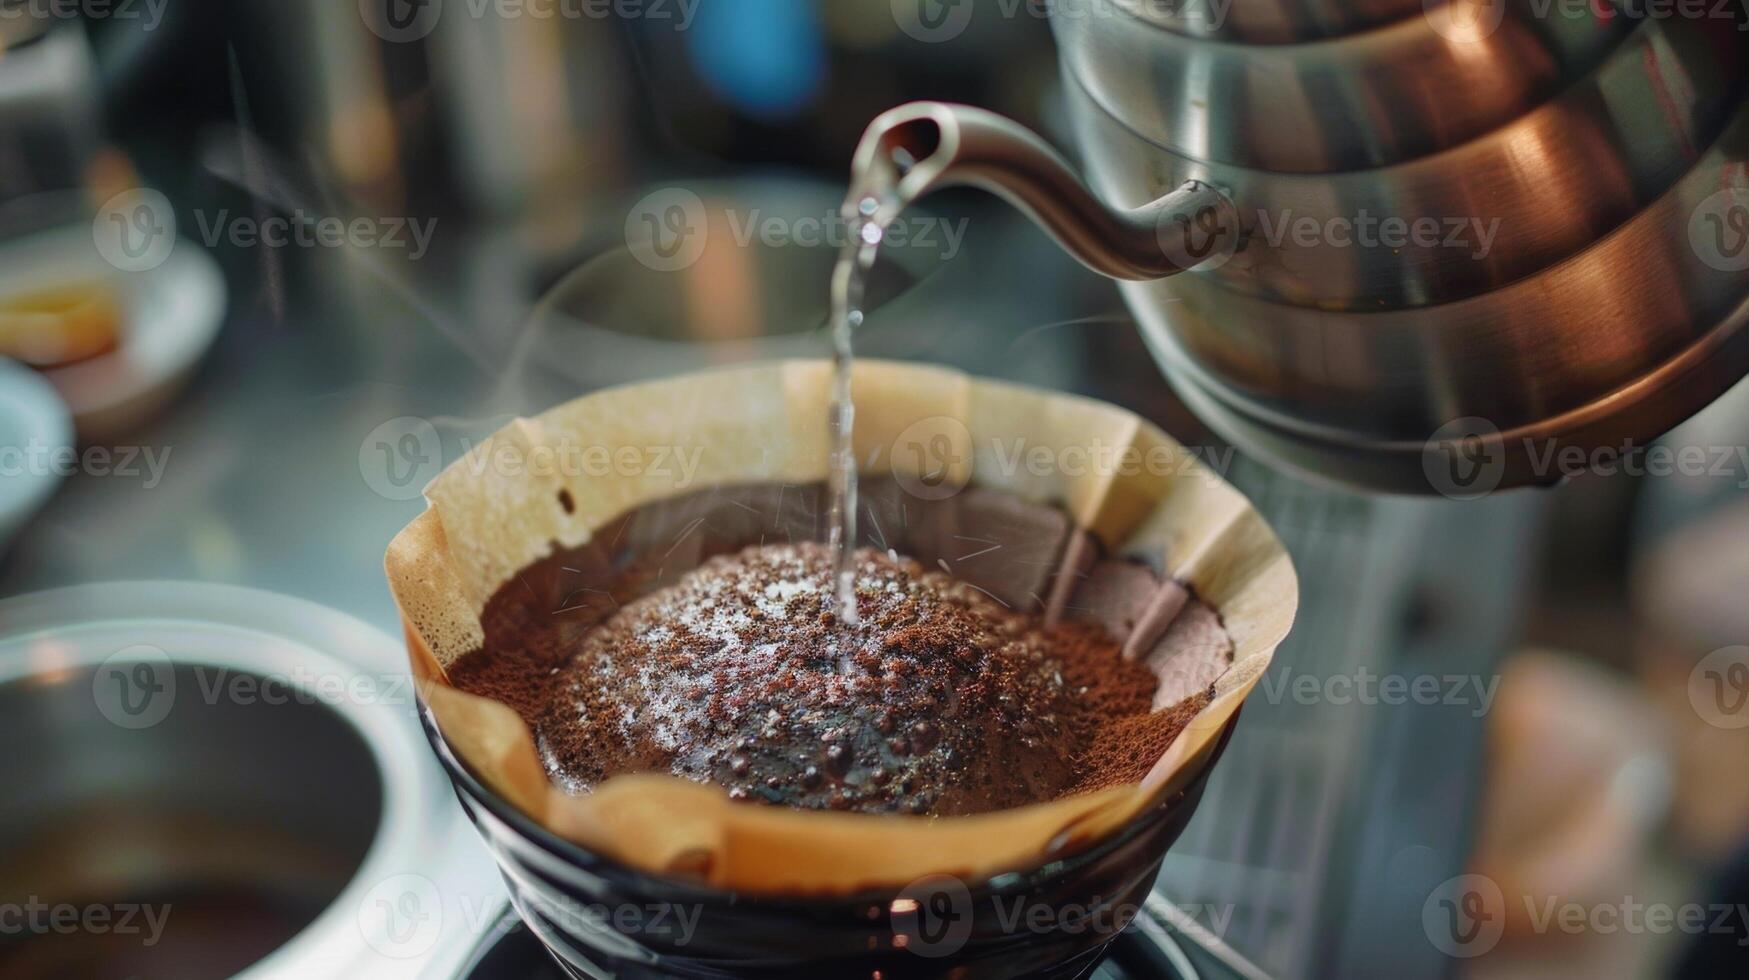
[{"xmin": 850, "ymin": 102, "xmax": 1238, "ymax": 281}]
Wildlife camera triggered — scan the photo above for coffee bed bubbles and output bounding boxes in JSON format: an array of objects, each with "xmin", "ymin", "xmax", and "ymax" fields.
[
  {"xmin": 446, "ymin": 479, "xmax": 1232, "ymax": 819},
  {"xmin": 536, "ymin": 542, "xmax": 1171, "ymax": 816}
]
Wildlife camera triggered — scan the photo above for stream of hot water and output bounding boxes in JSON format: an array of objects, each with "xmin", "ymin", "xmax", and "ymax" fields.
[{"xmin": 825, "ymin": 148, "xmax": 917, "ymax": 622}]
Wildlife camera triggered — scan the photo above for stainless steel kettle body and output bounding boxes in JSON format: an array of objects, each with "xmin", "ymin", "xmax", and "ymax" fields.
[{"xmin": 858, "ymin": 3, "xmax": 1749, "ymax": 493}]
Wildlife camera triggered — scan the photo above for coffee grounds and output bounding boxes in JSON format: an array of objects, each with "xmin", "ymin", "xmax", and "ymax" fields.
[{"xmin": 454, "ymin": 541, "xmax": 1213, "ymax": 817}]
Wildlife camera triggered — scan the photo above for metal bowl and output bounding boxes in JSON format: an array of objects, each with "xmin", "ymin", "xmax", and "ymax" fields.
[
  {"xmin": 1055, "ymin": 0, "xmax": 1632, "ymax": 172},
  {"xmin": 0, "ymin": 583, "xmax": 489, "ymax": 980},
  {"xmin": 1069, "ymin": 12, "xmax": 1747, "ymax": 308}
]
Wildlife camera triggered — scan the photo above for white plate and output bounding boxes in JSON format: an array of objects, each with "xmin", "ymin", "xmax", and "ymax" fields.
[
  {"xmin": 0, "ymin": 219, "xmax": 227, "ymax": 442},
  {"xmin": 0, "ymin": 356, "xmax": 73, "ymax": 557}
]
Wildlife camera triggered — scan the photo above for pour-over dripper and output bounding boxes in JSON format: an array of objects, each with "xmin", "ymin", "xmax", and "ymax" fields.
[{"xmin": 385, "ymin": 360, "xmax": 1297, "ymax": 977}]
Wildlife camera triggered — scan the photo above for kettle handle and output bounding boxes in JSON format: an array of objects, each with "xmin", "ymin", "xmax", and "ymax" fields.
[{"xmin": 851, "ymin": 102, "xmax": 1239, "ymax": 281}]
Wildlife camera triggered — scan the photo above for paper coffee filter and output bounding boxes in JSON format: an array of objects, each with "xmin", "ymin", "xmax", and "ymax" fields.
[{"xmin": 386, "ymin": 360, "xmax": 1297, "ymax": 894}]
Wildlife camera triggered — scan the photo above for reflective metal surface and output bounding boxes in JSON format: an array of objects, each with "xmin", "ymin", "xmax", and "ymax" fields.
[
  {"xmin": 1125, "ymin": 96, "xmax": 1749, "ymax": 484},
  {"xmin": 1106, "ymin": 0, "xmax": 1424, "ymax": 44},
  {"xmin": 853, "ymin": 97, "xmax": 1749, "ymax": 489},
  {"xmin": 0, "ymin": 584, "xmax": 503, "ymax": 979},
  {"xmin": 0, "ymin": 663, "xmax": 377, "ymax": 979},
  {"xmin": 0, "ymin": 24, "xmax": 103, "ymax": 206},
  {"xmin": 851, "ymin": 102, "xmax": 1239, "ymax": 280},
  {"xmin": 1069, "ymin": 9, "xmax": 1745, "ymax": 308},
  {"xmin": 850, "ymin": 5, "xmax": 1749, "ymax": 492},
  {"xmin": 1056, "ymin": 0, "xmax": 1631, "ymax": 172}
]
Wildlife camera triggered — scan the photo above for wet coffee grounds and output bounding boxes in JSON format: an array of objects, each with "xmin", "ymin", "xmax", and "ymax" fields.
[{"xmin": 452, "ymin": 541, "xmax": 1213, "ymax": 817}]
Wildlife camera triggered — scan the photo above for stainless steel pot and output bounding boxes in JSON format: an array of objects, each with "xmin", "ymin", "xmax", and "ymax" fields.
[
  {"xmin": 1126, "ymin": 96, "xmax": 1749, "ymax": 450},
  {"xmin": 851, "ymin": 7, "xmax": 1749, "ymax": 493},
  {"xmin": 1058, "ymin": 0, "xmax": 1631, "ymax": 172},
  {"xmin": 1068, "ymin": 9, "xmax": 1745, "ymax": 309},
  {"xmin": 1105, "ymin": 0, "xmax": 1423, "ymax": 43}
]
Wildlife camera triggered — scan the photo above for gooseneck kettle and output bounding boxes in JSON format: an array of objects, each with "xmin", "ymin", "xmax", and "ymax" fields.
[{"xmin": 855, "ymin": 1, "xmax": 1749, "ymax": 493}]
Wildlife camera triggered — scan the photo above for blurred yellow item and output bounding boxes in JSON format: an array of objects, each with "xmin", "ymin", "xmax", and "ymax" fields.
[{"xmin": 0, "ymin": 282, "xmax": 125, "ymax": 368}]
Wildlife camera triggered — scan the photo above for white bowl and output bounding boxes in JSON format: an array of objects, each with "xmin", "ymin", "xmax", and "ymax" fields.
[
  {"xmin": 0, "ymin": 211, "xmax": 227, "ymax": 443},
  {"xmin": 0, "ymin": 356, "xmax": 73, "ymax": 558}
]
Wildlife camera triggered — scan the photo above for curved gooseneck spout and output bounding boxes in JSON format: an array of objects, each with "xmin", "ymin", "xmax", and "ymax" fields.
[{"xmin": 849, "ymin": 102, "xmax": 1239, "ymax": 281}]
